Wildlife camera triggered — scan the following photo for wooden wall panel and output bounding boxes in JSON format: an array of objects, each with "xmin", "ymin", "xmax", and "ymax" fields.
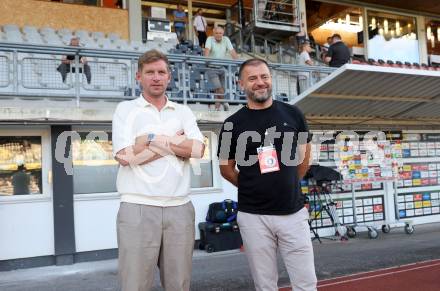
[
  {"xmin": 0, "ymin": 0, "xmax": 129, "ymax": 39},
  {"xmin": 311, "ymin": 27, "xmax": 361, "ymax": 47}
]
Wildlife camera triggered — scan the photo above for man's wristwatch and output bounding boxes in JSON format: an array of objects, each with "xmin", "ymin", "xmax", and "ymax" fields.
[{"xmin": 146, "ymin": 133, "xmax": 155, "ymax": 145}]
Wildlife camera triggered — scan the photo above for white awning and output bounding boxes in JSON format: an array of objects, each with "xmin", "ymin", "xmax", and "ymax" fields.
[{"xmin": 292, "ymin": 64, "xmax": 440, "ymax": 128}]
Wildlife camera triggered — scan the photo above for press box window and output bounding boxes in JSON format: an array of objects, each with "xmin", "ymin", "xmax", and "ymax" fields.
[{"xmin": 73, "ymin": 132, "xmax": 118, "ymax": 194}]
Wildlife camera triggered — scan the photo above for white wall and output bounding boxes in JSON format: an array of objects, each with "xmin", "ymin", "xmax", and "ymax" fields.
[
  {"xmin": 0, "ymin": 200, "xmax": 54, "ymax": 260},
  {"xmin": 74, "ymin": 195, "xmax": 120, "ymax": 252},
  {"xmin": 73, "ymin": 179, "xmax": 238, "ymax": 253}
]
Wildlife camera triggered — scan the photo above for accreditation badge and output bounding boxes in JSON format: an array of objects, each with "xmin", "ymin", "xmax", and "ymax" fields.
[{"xmin": 257, "ymin": 145, "xmax": 280, "ymax": 174}]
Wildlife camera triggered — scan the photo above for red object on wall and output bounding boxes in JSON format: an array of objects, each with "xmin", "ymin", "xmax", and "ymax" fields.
[{"xmin": 102, "ymin": 0, "xmax": 117, "ymax": 8}]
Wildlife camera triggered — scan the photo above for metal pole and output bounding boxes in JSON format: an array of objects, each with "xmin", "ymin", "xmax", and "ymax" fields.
[
  {"xmin": 278, "ymin": 44, "xmax": 283, "ymax": 63},
  {"xmin": 225, "ymin": 8, "xmax": 233, "ymax": 37},
  {"xmin": 188, "ymin": 0, "xmax": 193, "ymax": 44},
  {"xmin": 264, "ymin": 39, "xmax": 268, "ymax": 60},
  {"xmin": 12, "ymin": 51, "xmax": 18, "ymax": 94},
  {"xmin": 74, "ymin": 54, "xmax": 80, "ymax": 107},
  {"xmin": 352, "ymin": 185, "xmax": 357, "ymax": 227},
  {"xmin": 131, "ymin": 58, "xmax": 136, "ymax": 98},
  {"xmin": 227, "ymin": 64, "xmax": 233, "ymax": 102},
  {"xmin": 238, "ymin": 0, "xmax": 245, "ymax": 30},
  {"xmin": 181, "ymin": 62, "xmax": 187, "ymax": 105}
]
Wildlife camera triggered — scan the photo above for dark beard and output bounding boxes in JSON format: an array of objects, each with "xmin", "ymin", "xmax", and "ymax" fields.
[{"xmin": 247, "ymin": 88, "xmax": 272, "ymax": 103}]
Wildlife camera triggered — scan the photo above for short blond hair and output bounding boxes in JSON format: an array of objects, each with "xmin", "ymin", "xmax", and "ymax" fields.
[{"xmin": 137, "ymin": 49, "xmax": 170, "ymax": 72}]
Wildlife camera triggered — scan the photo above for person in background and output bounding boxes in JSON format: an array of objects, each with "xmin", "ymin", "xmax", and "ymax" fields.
[
  {"xmin": 298, "ymin": 40, "xmax": 313, "ymax": 93},
  {"xmin": 324, "ymin": 34, "xmax": 350, "ymax": 67},
  {"xmin": 298, "ymin": 41, "xmax": 313, "ymax": 66},
  {"xmin": 204, "ymin": 26, "xmax": 238, "ymax": 111},
  {"xmin": 320, "ymin": 36, "xmax": 333, "ymax": 60},
  {"xmin": 57, "ymin": 37, "xmax": 92, "ymax": 84},
  {"xmin": 173, "ymin": 4, "xmax": 187, "ymax": 43},
  {"xmin": 12, "ymin": 164, "xmax": 30, "ymax": 195},
  {"xmin": 193, "ymin": 8, "xmax": 207, "ymax": 48}
]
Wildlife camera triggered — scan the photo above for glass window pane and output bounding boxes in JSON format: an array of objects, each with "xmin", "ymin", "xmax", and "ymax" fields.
[
  {"xmin": 310, "ymin": 7, "xmax": 365, "ymax": 56},
  {"xmin": 190, "ymin": 133, "xmax": 213, "ymax": 188},
  {"xmin": 0, "ymin": 136, "xmax": 42, "ymax": 196},
  {"xmin": 73, "ymin": 132, "xmax": 118, "ymax": 194},
  {"xmin": 367, "ymin": 11, "xmax": 418, "ymax": 63},
  {"xmin": 426, "ymin": 20, "xmax": 440, "ymax": 61}
]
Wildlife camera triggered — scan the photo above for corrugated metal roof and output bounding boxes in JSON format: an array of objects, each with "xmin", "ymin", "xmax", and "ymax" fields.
[{"xmin": 292, "ymin": 64, "xmax": 440, "ymax": 128}]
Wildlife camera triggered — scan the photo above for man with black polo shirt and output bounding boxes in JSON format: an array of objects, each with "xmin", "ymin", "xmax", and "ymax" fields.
[
  {"xmin": 325, "ymin": 34, "xmax": 351, "ymax": 68},
  {"xmin": 217, "ymin": 58, "xmax": 316, "ymax": 291}
]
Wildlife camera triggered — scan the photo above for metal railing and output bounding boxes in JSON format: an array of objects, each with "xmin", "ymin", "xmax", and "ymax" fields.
[
  {"xmin": 0, "ymin": 42, "xmax": 335, "ymax": 106},
  {"xmin": 0, "ymin": 55, "xmax": 10, "ymax": 87},
  {"xmin": 254, "ymin": 0, "xmax": 300, "ymax": 28}
]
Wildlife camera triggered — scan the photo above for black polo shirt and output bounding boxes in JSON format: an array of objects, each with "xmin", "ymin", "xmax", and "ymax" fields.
[
  {"xmin": 328, "ymin": 41, "xmax": 351, "ymax": 67},
  {"xmin": 217, "ymin": 100, "xmax": 311, "ymax": 215}
]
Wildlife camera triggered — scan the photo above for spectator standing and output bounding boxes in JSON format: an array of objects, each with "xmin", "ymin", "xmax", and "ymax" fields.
[
  {"xmin": 298, "ymin": 40, "xmax": 313, "ymax": 93},
  {"xmin": 173, "ymin": 4, "xmax": 187, "ymax": 42},
  {"xmin": 12, "ymin": 164, "xmax": 30, "ymax": 195},
  {"xmin": 320, "ymin": 36, "xmax": 333, "ymax": 60},
  {"xmin": 298, "ymin": 41, "xmax": 313, "ymax": 66},
  {"xmin": 57, "ymin": 37, "xmax": 92, "ymax": 84},
  {"xmin": 204, "ymin": 26, "xmax": 238, "ymax": 111},
  {"xmin": 112, "ymin": 50, "xmax": 205, "ymax": 291},
  {"xmin": 193, "ymin": 8, "xmax": 207, "ymax": 48},
  {"xmin": 324, "ymin": 34, "xmax": 351, "ymax": 67},
  {"xmin": 218, "ymin": 58, "xmax": 316, "ymax": 291}
]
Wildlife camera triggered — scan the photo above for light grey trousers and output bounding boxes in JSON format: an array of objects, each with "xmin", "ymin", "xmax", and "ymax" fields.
[
  {"xmin": 117, "ymin": 202, "xmax": 195, "ymax": 291},
  {"xmin": 237, "ymin": 207, "xmax": 317, "ymax": 291}
]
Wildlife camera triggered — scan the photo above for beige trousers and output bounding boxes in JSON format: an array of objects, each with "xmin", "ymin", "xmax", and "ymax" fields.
[
  {"xmin": 117, "ymin": 202, "xmax": 195, "ymax": 291},
  {"xmin": 237, "ymin": 207, "xmax": 317, "ymax": 291}
]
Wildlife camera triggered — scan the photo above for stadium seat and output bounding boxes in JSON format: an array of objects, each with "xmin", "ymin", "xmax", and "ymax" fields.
[
  {"xmin": 92, "ymin": 31, "xmax": 105, "ymax": 40},
  {"xmin": 23, "ymin": 26, "xmax": 39, "ymax": 35},
  {"xmin": 75, "ymin": 30, "xmax": 94, "ymax": 45},
  {"xmin": 395, "ymin": 61, "xmax": 404, "ymax": 68},
  {"xmin": 5, "ymin": 30, "xmax": 23, "ymax": 43},
  {"xmin": 24, "ymin": 33, "xmax": 45, "ymax": 45},
  {"xmin": 367, "ymin": 58, "xmax": 378, "ymax": 65},
  {"xmin": 108, "ymin": 33, "xmax": 120, "ymax": 41},
  {"xmin": 58, "ymin": 28, "xmax": 72, "ymax": 36},
  {"xmin": 75, "ymin": 30, "xmax": 91, "ymax": 38},
  {"xmin": 3, "ymin": 24, "xmax": 20, "ymax": 33},
  {"xmin": 129, "ymin": 40, "xmax": 146, "ymax": 52},
  {"xmin": 40, "ymin": 27, "xmax": 56, "ymax": 36},
  {"xmin": 60, "ymin": 33, "xmax": 74, "ymax": 45},
  {"xmin": 113, "ymin": 39, "xmax": 130, "ymax": 51},
  {"xmin": 43, "ymin": 34, "xmax": 63, "ymax": 46}
]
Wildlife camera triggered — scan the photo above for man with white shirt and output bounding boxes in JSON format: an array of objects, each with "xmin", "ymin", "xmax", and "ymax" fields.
[
  {"xmin": 204, "ymin": 26, "xmax": 238, "ymax": 111},
  {"xmin": 112, "ymin": 49, "xmax": 205, "ymax": 291},
  {"xmin": 193, "ymin": 8, "xmax": 207, "ymax": 47}
]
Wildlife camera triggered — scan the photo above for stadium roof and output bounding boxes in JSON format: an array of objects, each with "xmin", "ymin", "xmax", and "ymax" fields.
[{"xmin": 292, "ymin": 64, "xmax": 440, "ymax": 129}]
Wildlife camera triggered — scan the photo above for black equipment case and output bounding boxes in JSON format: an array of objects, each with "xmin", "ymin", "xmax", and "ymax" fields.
[{"xmin": 198, "ymin": 221, "xmax": 242, "ymax": 253}]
